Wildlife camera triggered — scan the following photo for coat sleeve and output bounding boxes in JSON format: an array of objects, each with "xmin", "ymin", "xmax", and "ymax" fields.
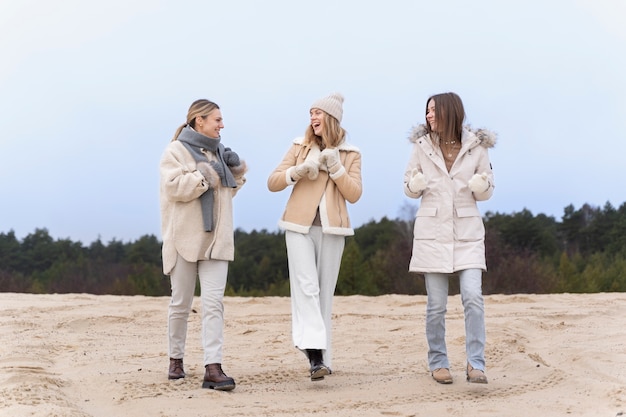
[
  {"xmin": 227, "ymin": 160, "xmax": 247, "ymax": 197},
  {"xmin": 471, "ymin": 147, "xmax": 495, "ymax": 201},
  {"xmin": 267, "ymin": 144, "xmax": 299, "ymax": 192},
  {"xmin": 403, "ymin": 143, "xmax": 424, "ymax": 199},
  {"xmin": 331, "ymin": 151, "xmax": 362, "ymax": 204},
  {"xmin": 160, "ymin": 145, "xmax": 208, "ymax": 203}
]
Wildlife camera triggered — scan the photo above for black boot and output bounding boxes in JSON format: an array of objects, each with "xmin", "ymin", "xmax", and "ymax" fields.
[{"xmin": 306, "ymin": 349, "xmax": 329, "ymax": 381}]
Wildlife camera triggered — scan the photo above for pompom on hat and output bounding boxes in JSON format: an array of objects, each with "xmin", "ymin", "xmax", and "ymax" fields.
[{"xmin": 310, "ymin": 92, "xmax": 344, "ymax": 122}]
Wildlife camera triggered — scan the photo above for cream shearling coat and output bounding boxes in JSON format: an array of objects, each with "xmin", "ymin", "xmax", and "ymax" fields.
[
  {"xmin": 403, "ymin": 125, "xmax": 496, "ymax": 273},
  {"xmin": 267, "ymin": 137, "xmax": 362, "ymax": 236},
  {"xmin": 160, "ymin": 140, "xmax": 246, "ymax": 275}
]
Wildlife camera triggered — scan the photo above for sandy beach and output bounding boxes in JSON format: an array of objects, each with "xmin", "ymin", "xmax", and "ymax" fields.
[{"xmin": 1, "ymin": 292, "xmax": 624, "ymax": 417}]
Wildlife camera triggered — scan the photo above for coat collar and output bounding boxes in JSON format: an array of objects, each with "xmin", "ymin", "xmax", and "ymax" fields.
[
  {"xmin": 408, "ymin": 124, "xmax": 497, "ymax": 149},
  {"xmin": 292, "ymin": 136, "xmax": 360, "ymax": 153},
  {"xmin": 412, "ymin": 126, "xmax": 496, "ymax": 174}
]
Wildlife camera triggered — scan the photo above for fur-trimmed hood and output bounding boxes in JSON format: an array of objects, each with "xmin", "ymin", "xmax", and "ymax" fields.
[{"xmin": 408, "ymin": 124, "xmax": 497, "ymax": 149}]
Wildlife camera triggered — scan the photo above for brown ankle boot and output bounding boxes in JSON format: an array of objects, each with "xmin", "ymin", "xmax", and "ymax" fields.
[
  {"xmin": 168, "ymin": 358, "xmax": 185, "ymax": 380},
  {"xmin": 202, "ymin": 363, "xmax": 236, "ymax": 391}
]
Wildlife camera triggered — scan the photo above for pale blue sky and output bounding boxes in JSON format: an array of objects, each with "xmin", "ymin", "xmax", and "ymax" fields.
[{"xmin": 1, "ymin": 0, "xmax": 624, "ymax": 244}]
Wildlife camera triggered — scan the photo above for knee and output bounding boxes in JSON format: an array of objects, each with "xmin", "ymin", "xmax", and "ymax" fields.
[
  {"xmin": 169, "ymin": 303, "xmax": 191, "ymax": 317},
  {"xmin": 202, "ymin": 293, "xmax": 224, "ymax": 310},
  {"xmin": 296, "ymin": 275, "xmax": 320, "ymax": 297},
  {"xmin": 462, "ymin": 291, "xmax": 484, "ymax": 310},
  {"xmin": 427, "ymin": 290, "xmax": 447, "ymax": 312},
  {"xmin": 427, "ymin": 299, "xmax": 447, "ymax": 315}
]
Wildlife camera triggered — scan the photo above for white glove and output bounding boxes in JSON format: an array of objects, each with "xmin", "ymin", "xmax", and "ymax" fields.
[
  {"xmin": 408, "ymin": 168, "xmax": 427, "ymax": 193},
  {"xmin": 319, "ymin": 148, "xmax": 341, "ymax": 174},
  {"xmin": 469, "ymin": 172, "xmax": 490, "ymax": 193},
  {"xmin": 196, "ymin": 161, "xmax": 220, "ymax": 188},
  {"xmin": 292, "ymin": 160, "xmax": 319, "ymax": 181}
]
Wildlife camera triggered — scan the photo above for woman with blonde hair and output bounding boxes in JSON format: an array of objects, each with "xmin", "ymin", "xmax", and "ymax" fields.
[
  {"xmin": 160, "ymin": 99, "xmax": 247, "ymax": 390},
  {"xmin": 268, "ymin": 92, "xmax": 362, "ymax": 381},
  {"xmin": 404, "ymin": 92, "xmax": 496, "ymax": 385}
]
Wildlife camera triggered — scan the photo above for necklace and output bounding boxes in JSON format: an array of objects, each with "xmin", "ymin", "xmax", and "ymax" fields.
[{"xmin": 440, "ymin": 140, "xmax": 459, "ymax": 158}]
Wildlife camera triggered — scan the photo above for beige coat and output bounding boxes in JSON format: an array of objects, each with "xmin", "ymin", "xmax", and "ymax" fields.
[
  {"xmin": 403, "ymin": 125, "xmax": 496, "ymax": 273},
  {"xmin": 160, "ymin": 140, "xmax": 246, "ymax": 275},
  {"xmin": 267, "ymin": 137, "xmax": 362, "ymax": 236}
]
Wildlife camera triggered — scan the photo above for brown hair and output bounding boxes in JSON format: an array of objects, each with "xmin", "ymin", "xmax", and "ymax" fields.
[
  {"xmin": 172, "ymin": 99, "xmax": 220, "ymax": 141},
  {"xmin": 303, "ymin": 112, "xmax": 346, "ymax": 149},
  {"xmin": 425, "ymin": 92, "xmax": 465, "ymax": 143}
]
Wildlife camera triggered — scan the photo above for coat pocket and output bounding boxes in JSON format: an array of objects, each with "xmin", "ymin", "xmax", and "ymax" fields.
[
  {"xmin": 413, "ymin": 206, "xmax": 438, "ymax": 239},
  {"xmin": 455, "ymin": 206, "xmax": 484, "ymax": 241}
]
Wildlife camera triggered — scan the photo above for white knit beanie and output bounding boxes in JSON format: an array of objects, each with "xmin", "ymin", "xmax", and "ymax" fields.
[{"xmin": 310, "ymin": 92, "xmax": 344, "ymax": 122}]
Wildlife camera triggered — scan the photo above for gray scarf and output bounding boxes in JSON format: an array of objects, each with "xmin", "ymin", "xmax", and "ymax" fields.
[{"xmin": 177, "ymin": 126, "xmax": 237, "ymax": 232}]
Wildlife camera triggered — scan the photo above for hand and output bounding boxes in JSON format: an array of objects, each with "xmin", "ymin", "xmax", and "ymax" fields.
[
  {"xmin": 408, "ymin": 168, "xmax": 427, "ymax": 193},
  {"xmin": 209, "ymin": 160, "xmax": 226, "ymax": 180},
  {"xmin": 197, "ymin": 161, "xmax": 220, "ymax": 188},
  {"xmin": 223, "ymin": 148, "xmax": 240, "ymax": 167},
  {"xmin": 319, "ymin": 148, "xmax": 340, "ymax": 165},
  {"xmin": 293, "ymin": 160, "xmax": 319, "ymax": 181},
  {"xmin": 469, "ymin": 172, "xmax": 490, "ymax": 193},
  {"xmin": 319, "ymin": 148, "xmax": 340, "ymax": 172}
]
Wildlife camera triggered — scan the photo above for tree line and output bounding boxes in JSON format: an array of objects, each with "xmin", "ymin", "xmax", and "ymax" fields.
[{"xmin": 1, "ymin": 201, "xmax": 625, "ymax": 296}]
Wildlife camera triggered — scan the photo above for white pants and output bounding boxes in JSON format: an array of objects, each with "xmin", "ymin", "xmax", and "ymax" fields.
[
  {"xmin": 168, "ymin": 253, "xmax": 228, "ymax": 366},
  {"xmin": 285, "ymin": 227, "xmax": 345, "ymax": 369}
]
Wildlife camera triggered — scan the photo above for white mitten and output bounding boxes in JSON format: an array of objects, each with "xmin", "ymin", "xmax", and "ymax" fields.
[
  {"xmin": 469, "ymin": 172, "xmax": 490, "ymax": 193},
  {"xmin": 196, "ymin": 161, "xmax": 220, "ymax": 188},
  {"xmin": 293, "ymin": 160, "xmax": 319, "ymax": 181},
  {"xmin": 320, "ymin": 148, "xmax": 341, "ymax": 174},
  {"xmin": 408, "ymin": 168, "xmax": 427, "ymax": 193}
]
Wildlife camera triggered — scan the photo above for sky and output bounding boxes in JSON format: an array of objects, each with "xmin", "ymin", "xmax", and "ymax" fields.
[{"xmin": 1, "ymin": 0, "xmax": 625, "ymax": 245}]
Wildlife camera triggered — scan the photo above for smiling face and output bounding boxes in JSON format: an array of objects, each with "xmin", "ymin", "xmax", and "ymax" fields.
[
  {"xmin": 195, "ymin": 109, "xmax": 224, "ymax": 138},
  {"xmin": 426, "ymin": 99, "xmax": 437, "ymax": 133},
  {"xmin": 310, "ymin": 108, "xmax": 326, "ymax": 136}
]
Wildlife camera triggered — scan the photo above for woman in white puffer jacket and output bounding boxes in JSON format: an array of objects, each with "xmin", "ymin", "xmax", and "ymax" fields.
[{"xmin": 403, "ymin": 92, "xmax": 496, "ymax": 385}]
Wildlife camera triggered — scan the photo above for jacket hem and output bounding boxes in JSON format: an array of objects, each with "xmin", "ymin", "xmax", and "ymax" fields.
[{"xmin": 278, "ymin": 220, "xmax": 311, "ymax": 234}]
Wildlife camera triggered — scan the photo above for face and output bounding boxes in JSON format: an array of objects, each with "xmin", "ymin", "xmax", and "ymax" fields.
[
  {"xmin": 310, "ymin": 108, "xmax": 325, "ymax": 136},
  {"xmin": 196, "ymin": 109, "xmax": 224, "ymax": 138},
  {"xmin": 426, "ymin": 99, "xmax": 437, "ymax": 132}
]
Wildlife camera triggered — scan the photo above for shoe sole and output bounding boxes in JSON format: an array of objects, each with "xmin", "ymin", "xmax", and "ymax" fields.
[
  {"xmin": 434, "ymin": 378, "xmax": 453, "ymax": 384},
  {"xmin": 467, "ymin": 376, "xmax": 488, "ymax": 384},
  {"xmin": 432, "ymin": 371, "xmax": 453, "ymax": 384},
  {"xmin": 466, "ymin": 365, "xmax": 488, "ymax": 384},
  {"xmin": 202, "ymin": 381, "xmax": 236, "ymax": 391},
  {"xmin": 310, "ymin": 366, "xmax": 330, "ymax": 381}
]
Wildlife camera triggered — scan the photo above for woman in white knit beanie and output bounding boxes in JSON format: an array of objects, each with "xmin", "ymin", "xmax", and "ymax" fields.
[{"xmin": 267, "ymin": 92, "xmax": 362, "ymax": 381}]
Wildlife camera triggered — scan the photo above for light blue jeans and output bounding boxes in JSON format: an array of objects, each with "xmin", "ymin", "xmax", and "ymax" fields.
[{"xmin": 424, "ymin": 269, "xmax": 486, "ymax": 372}]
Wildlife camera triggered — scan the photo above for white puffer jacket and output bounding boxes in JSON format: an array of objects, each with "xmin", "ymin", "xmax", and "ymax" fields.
[{"xmin": 403, "ymin": 125, "xmax": 496, "ymax": 273}]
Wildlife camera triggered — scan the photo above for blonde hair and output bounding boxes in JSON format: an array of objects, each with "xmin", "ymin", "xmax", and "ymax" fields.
[
  {"xmin": 172, "ymin": 99, "xmax": 220, "ymax": 141},
  {"xmin": 303, "ymin": 112, "xmax": 346, "ymax": 149}
]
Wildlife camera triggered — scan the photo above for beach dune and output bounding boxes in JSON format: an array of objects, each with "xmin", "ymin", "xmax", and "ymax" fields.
[{"xmin": 1, "ymin": 292, "xmax": 624, "ymax": 417}]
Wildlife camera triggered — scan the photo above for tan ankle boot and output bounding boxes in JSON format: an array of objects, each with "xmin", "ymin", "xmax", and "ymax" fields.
[
  {"xmin": 432, "ymin": 368, "xmax": 453, "ymax": 384},
  {"xmin": 466, "ymin": 363, "xmax": 488, "ymax": 384}
]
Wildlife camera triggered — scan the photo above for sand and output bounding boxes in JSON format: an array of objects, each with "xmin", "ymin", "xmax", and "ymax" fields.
[{"xmin": 1, "ymin": 292, "xmax": 624, "ymax": 417}]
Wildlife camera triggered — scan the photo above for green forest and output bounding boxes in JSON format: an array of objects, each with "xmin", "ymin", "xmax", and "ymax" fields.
[{"xmin": 1, "ymin": 202, "xmax": 625, "ymax": 296}]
